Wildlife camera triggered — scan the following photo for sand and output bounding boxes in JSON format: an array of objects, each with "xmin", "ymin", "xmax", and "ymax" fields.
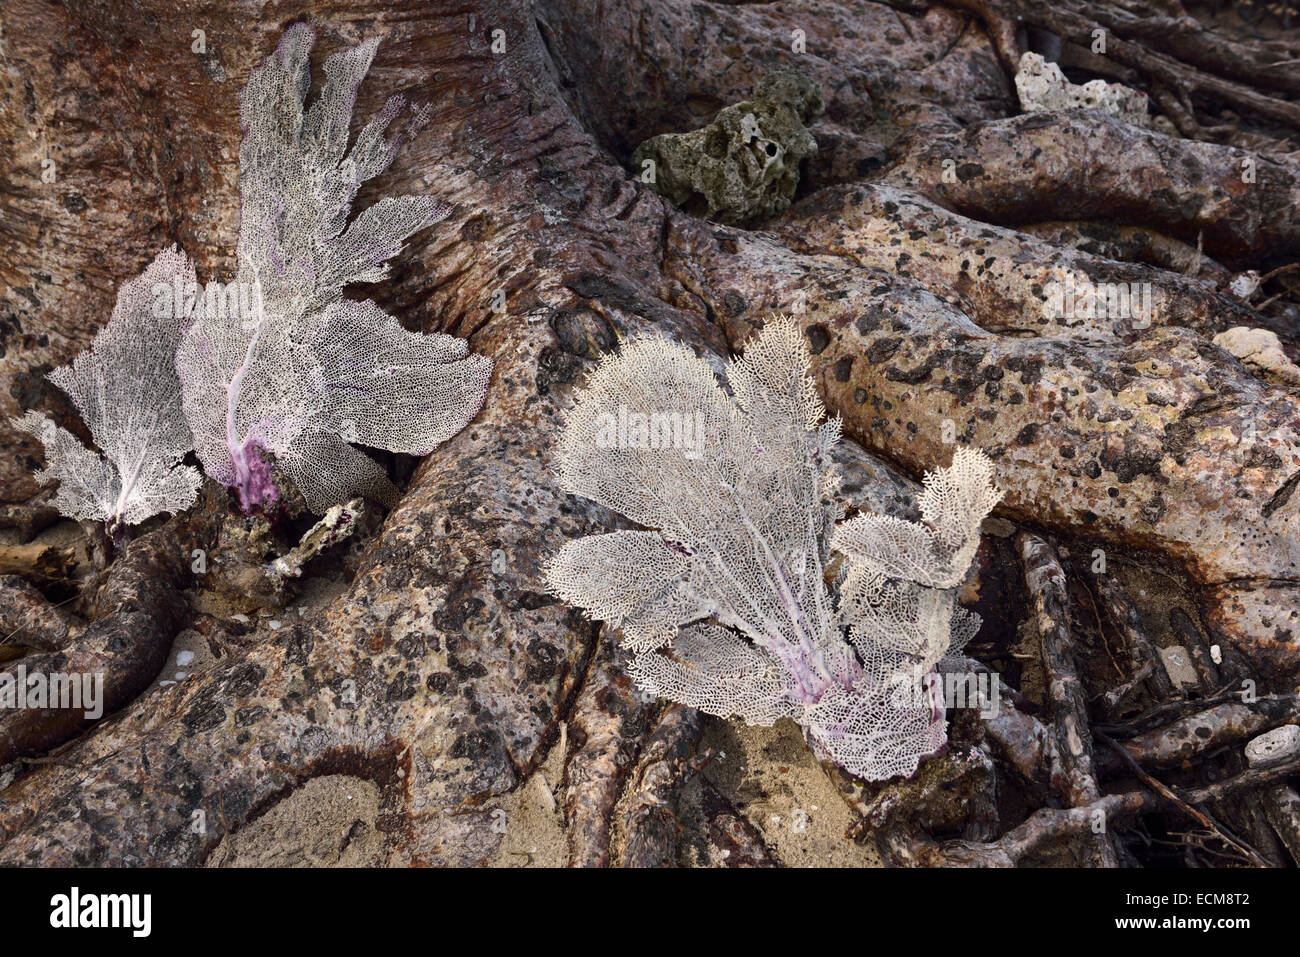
[{"xmin": 206, "ymin": 775, "xmax": 385, "ymax": 867}]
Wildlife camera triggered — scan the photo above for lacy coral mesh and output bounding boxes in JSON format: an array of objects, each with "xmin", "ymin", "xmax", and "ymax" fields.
[
  {"xmin": 176, "ymin": 24, "xmax": 490, "ymax": 512},
  {"xmin": 15, "ymin": 247, "xmax": 201, "ymax": 526},
  {"xmin": 546, "ymin": 316, "xmax": 1002, "ymax": 780}
]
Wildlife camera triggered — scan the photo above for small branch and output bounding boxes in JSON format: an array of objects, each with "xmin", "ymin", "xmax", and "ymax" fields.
[
  {"xmin": 1099, "ymin": 694, "xmax": 1299, "ymax": 772},
  {"xmin": 879, "ymin": 792, "xmax": 1150, "ymax": 867},
  {"xmin": 1018, "ymin": 531, "xmax": 1118, "ymax": 866},
  {"xmin": 1095, "ymin": 729, "xmax": 1270, "ymax": 866}
]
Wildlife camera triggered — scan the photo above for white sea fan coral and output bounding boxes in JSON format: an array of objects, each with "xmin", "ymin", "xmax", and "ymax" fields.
[
  {"xmin": 546, "ymin": 316, "xmax": 1002, "ymax": 780},
  {"xmin": 14, "ymin": 247, "xmax": 201, "ymax": 529},
  {"xmin": 177, "ymin": 24, "xmax": 492, "ymax": 512}
]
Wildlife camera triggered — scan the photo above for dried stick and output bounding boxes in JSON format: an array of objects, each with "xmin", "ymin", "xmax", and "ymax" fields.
[
  {"xmin": 1099, "ymin": 694, "xmax": 1300, "ymax": 772},
  {"xmin": 1018, "ymin": 531, "xmax": 1118, "ymax": 866},
  {"xmin": 879, "ymin": 792, "xmax": 1150, "ymax": 867},
  {"xmin": 1095, "ymin": 729, "xmax": 1270, "ymax": 866},
  {"xmin": 879, "ymin": 754, "xmax": 1300, "ymax": 867}
]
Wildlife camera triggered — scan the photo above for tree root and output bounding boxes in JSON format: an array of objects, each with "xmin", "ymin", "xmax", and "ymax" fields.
[
  {"xmin": 885, "ymin": 112, "xmax": 1300, "ymax": 267},
  {"xmin": 1, "ymin": 0, "xmax": 1297, "ymax": 868},
  {"xmin": 0, "ymin": 575, "xmax": 83, "ymax": 653},
  {"xmin": 563, "ymin": 632, "xmax": 658, "ymax": 867},
  {"xmin": 0, "ymin": 522, "xmax": 190, "ymax": 765},
  {"xmin": 618, "ymin": 705, "xmax": 703, "ymax": 868},
  {"xmin": 927, "ymin": 0, "xmax": 1300, "ymax": 128},
  {"xmin": 1018, "ymin": 531, "xmax": 1118, "ymax": 865},
  {"xmin": 1098, "ymin": 693, "xmax": 1300, "ymax": 772}
]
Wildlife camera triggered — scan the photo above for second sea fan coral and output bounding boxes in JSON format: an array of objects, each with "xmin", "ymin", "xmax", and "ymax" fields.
[
  {"xmin": 545, "ymin": 317, "xmax": 1001, "ymax": 780},
  {"xmin": 177, "ymin": 25, "xmax": 491, "ymax": 513}
]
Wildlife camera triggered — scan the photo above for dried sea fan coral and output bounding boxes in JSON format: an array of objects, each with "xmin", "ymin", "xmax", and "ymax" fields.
[
  {"xmin": 15, "ymin": 27, "xmax": 492, "ymax": 527},
  {"xmin": 545, "ymin": 317, "xmax": 1001, "ymax": 780},
  {"xmin": 177, "ymin": 25, "xmax": 492, "ymax": 512},
  {"xmin": 14, "ymin": 247, "xmax": 202, "ymax": 531}
]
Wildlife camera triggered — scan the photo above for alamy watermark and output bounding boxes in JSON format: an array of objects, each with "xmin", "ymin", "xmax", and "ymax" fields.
[
  {"xmin": 1043, "ymin": 273, "xmax": 1153, "ymax": 326},
  {"xmin": 50, "ymin": 887, "xmax": 150, "ymax": 937},
  {"xmin": 593, "ymin": 405, "xmax": 706, "ymax": 460},
  {"xmin": 152, "ymin": 275, "xmax": 262, "ymax": 325},
  {"xmin": 889, "ymin": 669, "xmax": 1001, "ymax": 718},
  {"xmin": 0, "ymin": 665, "xmax": 104, "ymax": 719}
]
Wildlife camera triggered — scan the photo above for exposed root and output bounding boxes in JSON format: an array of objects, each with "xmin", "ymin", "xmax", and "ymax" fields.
[
  {"xmin": 618, "ymin": 704, "xmax": 703, "ymax": 867},
  {"xmin": 0, "ymin": 576, "xmax": 83, "ymax": 653},
  {"xmin": 563, "ymin": 632, "xmax": 658, "ymax": 867}
]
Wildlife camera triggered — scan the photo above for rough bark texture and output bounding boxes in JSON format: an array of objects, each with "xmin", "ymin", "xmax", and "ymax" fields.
[{"xmin": 1, "ymin": 0, "xmax": 1298, "ymax": 866}]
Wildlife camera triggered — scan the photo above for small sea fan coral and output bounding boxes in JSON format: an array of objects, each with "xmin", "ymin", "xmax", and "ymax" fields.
[
  {"xmin": 176, "ymin": 25, "xmax": 491, "ymax": 512},
  {"xmin": 14, "ymin": 247, "xmax": 202, "ymax": 531},
  {"xmin": 545, "ymin": 316, "xmax": 1001, "ymax": 780}
]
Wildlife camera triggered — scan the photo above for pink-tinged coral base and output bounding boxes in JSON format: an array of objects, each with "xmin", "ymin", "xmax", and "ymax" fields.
[{"xmin": 231, "ymin": 439, "xmax": 279, "ymax": 512}]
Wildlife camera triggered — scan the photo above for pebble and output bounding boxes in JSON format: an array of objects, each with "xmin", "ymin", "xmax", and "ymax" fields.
[
  {"xmin": 1245, "ymin": 725, "xmax": 1300, "ymax": 768},
  {"xmin": 1159, "ymin": 645, "xmax": 1200, "ymax": 691}
]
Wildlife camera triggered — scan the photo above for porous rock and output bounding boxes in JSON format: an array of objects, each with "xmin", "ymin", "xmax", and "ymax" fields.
[
  {"xmin": 632, "ymin": 70, "xmax": 823, "ymax": 226},
  {"xmin": 1015, "ymin": 52, "xmax": 1149, "ymax": 128}
]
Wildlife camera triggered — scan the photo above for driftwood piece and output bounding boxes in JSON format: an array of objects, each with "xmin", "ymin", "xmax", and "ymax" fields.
[
  {"xmin": 983, "ymin": 701, "xmax": 1055, "ymax": 787},
  {"xmin": 882, "ymin": 753, "xmax": 1300, "ymax": 867},
  {"xmin": 1096, "ymin": 728, "xmax": 1272, "ymax": 866},
  {"xmin": 1017, "ymin": 535, "xmax": 1104, "ymax": 805},
  {"xmin": 1099, "ymin": 694, "xmax": 1300, "ymax": 772},
  {"xmin": 879, "ymin": 793, "xmax": 1149, "ymax": 868},
  {"xmin": 1017, "ymin": 531, "xmax": 1118, "ymax": 867},
  {"xmin": 919, "ymin": 0, "xmax": 1300, "ymax": 128}
]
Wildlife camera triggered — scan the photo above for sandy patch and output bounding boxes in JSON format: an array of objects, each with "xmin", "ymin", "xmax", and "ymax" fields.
[
  {"xmin": 700, "ymin": 716, "xmax": 881, "ymax": 866},
  {"xmin": 206, "ymin": 775, "xmax": 385, "ymax": 867},
  {"xmin": 488, "ymin": 732, "xmax": 568, "ymax": 868}
]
